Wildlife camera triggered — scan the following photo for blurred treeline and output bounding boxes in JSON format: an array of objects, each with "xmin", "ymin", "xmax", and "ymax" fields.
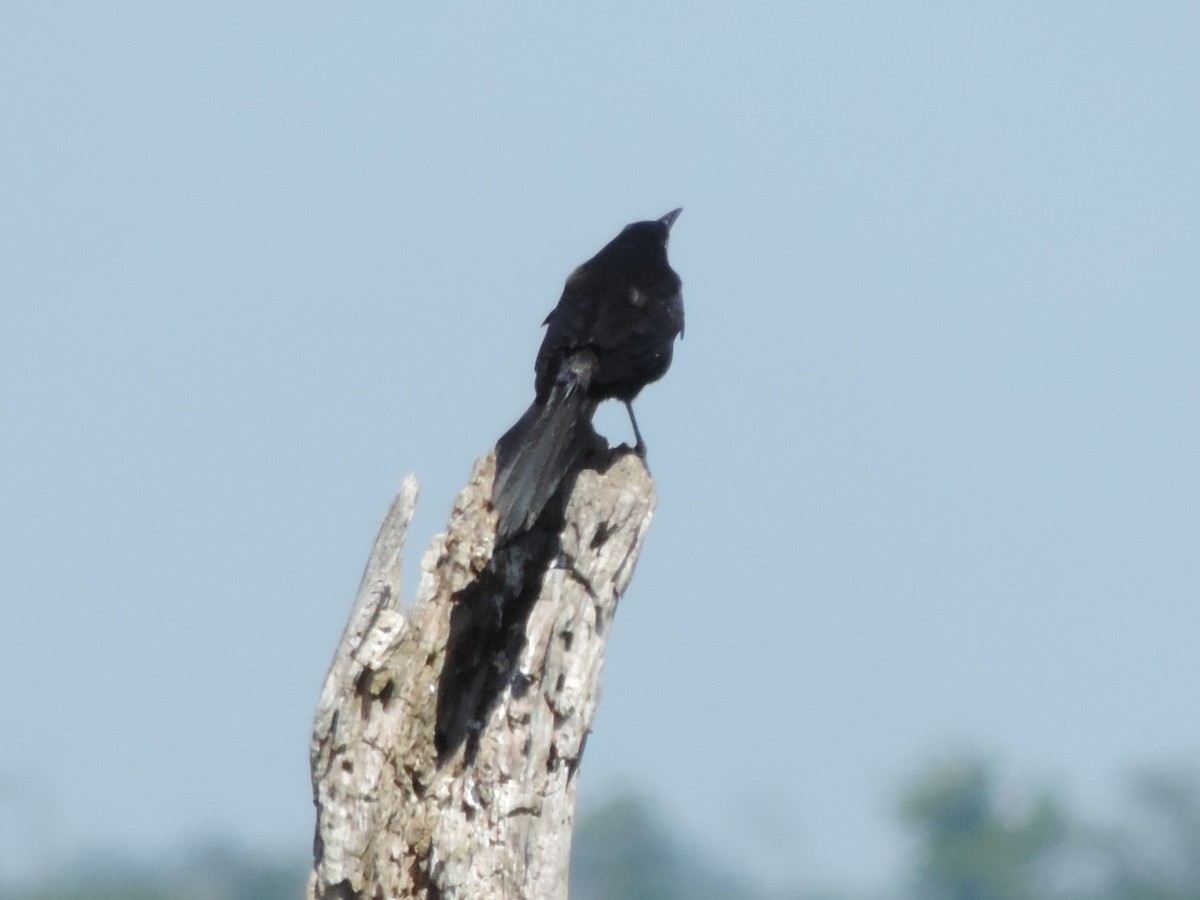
[{"xmin": 9, "ymin": 756, "xmax": 1199, "ymax": 900}]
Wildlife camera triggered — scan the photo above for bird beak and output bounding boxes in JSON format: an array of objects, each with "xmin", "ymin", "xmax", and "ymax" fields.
[{"xmin": 658, "ymin": 208, "xmax": 683, "ymax": 231}]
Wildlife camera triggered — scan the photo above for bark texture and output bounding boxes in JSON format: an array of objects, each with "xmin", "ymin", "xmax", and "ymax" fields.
[{"xmin": 309, "ymin": 447, "xmax": 656, "ymax": 900}]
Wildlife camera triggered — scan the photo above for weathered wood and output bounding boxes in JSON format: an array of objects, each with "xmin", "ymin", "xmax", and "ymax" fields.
[{"xmin": 309, "ymin": 448, "xmax": 656, "ymax": 900}]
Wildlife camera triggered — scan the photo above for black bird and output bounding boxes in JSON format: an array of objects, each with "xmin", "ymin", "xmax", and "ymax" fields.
[{"xmin": 492, "ymin": 209, "xmax": 685, "ymax": 538}]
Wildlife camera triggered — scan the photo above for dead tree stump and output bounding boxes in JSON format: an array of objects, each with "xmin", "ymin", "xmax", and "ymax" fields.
[{"xmin": 309, "ymin": 447, "xmax": 656, "ymax": 900}]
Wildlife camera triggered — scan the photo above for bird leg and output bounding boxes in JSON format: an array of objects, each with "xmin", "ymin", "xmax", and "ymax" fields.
[{"xmin": 624, "ymin": 401, "xmax": 647, "ymax": 456}]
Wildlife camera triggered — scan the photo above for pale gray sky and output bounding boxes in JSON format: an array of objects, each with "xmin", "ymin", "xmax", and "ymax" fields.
[{"xmin": 2, "ymin": 3, "xmax": 1197, "ymax": 892}]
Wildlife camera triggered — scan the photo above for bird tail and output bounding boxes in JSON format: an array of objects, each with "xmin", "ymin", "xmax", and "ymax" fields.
[{"xmin": 493, "ymin": 376, "xmax": 596, "ymax": 539}]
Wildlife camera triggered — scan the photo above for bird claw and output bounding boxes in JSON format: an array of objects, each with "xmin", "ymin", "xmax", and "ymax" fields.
[{"xmin": 623, "ymin": 401, "xmax": 648, "ymax": 459}]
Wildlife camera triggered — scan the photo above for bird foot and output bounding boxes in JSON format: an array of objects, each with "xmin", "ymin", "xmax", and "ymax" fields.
[
  {"xmin": 623, "ymin": 401, "xmax": 648, "ymax": 459},
  {"xmin": 613, "ymin": 440, "xmax": 647, "ymax": 459},
  {"xmin": 611, "ymin": 440, "xmax": 646, "ymax": 459}
]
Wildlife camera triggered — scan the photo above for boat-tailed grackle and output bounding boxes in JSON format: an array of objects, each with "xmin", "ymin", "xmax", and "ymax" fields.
[{"xmin": 492, "ymin": 209, "xmax": 684, "ymax": 538}]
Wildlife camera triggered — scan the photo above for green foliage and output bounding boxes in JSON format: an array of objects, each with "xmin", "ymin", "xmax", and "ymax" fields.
[
  {"xmin": 1100, "ymin": 765, "xmax": 1200, "ymax": 900},
  {"xmin": 899, "ymin": 758, "xmax": 1200, "ymax": 900},
  {"xmin": 11, "ymin": 842, "xmax": 306, "ymax": 900},
  {"xmin": 570, "ymin": 793, "xmax": 762, "ymax": 900},
  {"xmin": 9, "ymin": 760, "xmax": 1200, "ymax": 900},
  {"xmin": 899, "ymin": 757, "xmax": 1070, "ymax": 900}
]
